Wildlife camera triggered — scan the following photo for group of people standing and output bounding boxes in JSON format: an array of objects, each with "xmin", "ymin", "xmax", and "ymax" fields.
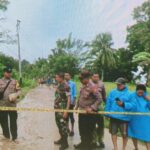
[
  {"xmin": 0, "ymin": 66, "xmax": 149, "ymax": 150},
  {"xmin": 54, "ymin": 70, "xmax": 150, "ymax": 150},
  {"xmin": 105, "ymin": 77, "xmax": 150, "ymax": 150},
  {"xmin": 53, "ymin": 71, "xmax": 106, "ymax": 150}
]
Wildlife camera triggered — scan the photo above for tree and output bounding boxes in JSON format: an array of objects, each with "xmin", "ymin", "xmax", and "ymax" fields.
[
  {"xmin": 0, "ymin": 30, "xmax": 16, "ymax": 44},
  {"xmin": 0, "ymin": 0, "xmax": 9, "ymax": 11},
  {"xmin": 103, "ymin": 48, "xmax": 133, "ymax": 82},
  {"xmin": 47, "ymin": 34, "xmax": 84, "ymax": 77},
  {"xmin": 48, "ymin": 54, "xmax": 79, "ymax": 77},
  {"xmin": 0, "ymin": 52, "xmax": 19, "ymax": 79},
  {"xmin": 132, "ymin": 52, "xmax": 150, "ymax": 86},
  {"xmin": 133, "ymin": 1, "xmax": 150, "ymax": 22},
  {"xmin": 0, "ymin": 0, "xmax": 16, "ymax": 44},
  {"xmin": 0, "ymin": 52, "xmax": 18, "ymax": 69},
  {"xmin": 85, "ymin": 33, "xmax": 117, "ymax": 80},
  {"xmin": 0, "ymin": 62, "xmax": 4, "ymax": 77},
  {"xmin": 127, "ymin": 1, "xmax": 150, "ymax": 54},
  {"xmin": 54, "ymin": 33, "xmax": 85, "ymax": 56},
  {"xmin": 11, "ymin": 35, "xmax": 83, "ymax": 79}
]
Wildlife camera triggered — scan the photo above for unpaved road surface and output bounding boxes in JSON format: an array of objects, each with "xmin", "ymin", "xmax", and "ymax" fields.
[{"xmin": 0, "ymin": 86, "xmax": 146, "ymax": 150}]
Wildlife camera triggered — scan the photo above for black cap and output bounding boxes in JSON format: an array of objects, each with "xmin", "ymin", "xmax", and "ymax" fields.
[
  {"xmin": 3, "ymin": 66, "xmax": 12, "ymax": 73},
  {"xmin": 115, "ymin": 77, "xmax": 126, "ymax": 85}
]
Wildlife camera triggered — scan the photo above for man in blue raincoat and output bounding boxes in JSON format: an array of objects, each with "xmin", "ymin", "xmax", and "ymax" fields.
[{"xmin": 105, "ymin": 77, "xmax": 133, "ymax": 150}]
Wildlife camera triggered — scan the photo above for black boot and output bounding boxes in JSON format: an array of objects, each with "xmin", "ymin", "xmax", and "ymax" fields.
[
  {"xmin": 74, "ymin": 142, "xmax": 95, "ymax": 150},
  {"xmin": 54, "ymin": 138, "xmax": 63, "ymax": 145},
  {"xmin": 99, "ymin": 141, "xmax": 105, "ymax": 148},
  {"xmin": 74, "ymin": 142, "xmax": 85, "ymax": 149},
  {"xmin": 59, "ymin": 137, "xmax": 69, "ymax": 150}
]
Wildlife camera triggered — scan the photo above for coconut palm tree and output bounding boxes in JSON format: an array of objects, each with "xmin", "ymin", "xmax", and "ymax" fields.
[{"xmin": 85, "ymin": 33, "xmax": 117, "ymax": 80}]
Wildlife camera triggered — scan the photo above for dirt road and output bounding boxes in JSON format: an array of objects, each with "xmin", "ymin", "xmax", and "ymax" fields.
[{"xmin": 0, "ymin": 86, "xmax": 146, "ymax": 150}]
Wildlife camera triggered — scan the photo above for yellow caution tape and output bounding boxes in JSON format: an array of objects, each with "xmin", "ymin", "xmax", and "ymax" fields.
[{"xmin": 0, "ymin": 106, "xmax": 150, "ymax": 116}]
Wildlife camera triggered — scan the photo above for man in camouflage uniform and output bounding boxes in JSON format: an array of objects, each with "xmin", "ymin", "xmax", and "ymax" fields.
[
  {"xmin": 74, "ymin": 70, "xmax": 102, "ymax": 150},
  {"xmin": 0, "ymin": 66, "xmax": 20, "ymax": 143},
  {"xmin": 91, "ymin": 73, "xmax": 106, "ymax": 148},
  {"xmin": 54, "ymin": 73, "xmax": 71, "ymax": 150}
]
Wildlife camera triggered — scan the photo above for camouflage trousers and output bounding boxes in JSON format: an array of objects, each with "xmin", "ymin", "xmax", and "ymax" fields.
[{"xmin": 55, "ymin": 112, "xmax": 68, "ymax": 138}]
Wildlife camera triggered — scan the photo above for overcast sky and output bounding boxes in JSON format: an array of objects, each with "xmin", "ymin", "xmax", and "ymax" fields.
[{"xmin": 0, "ymin": 0, "xmax": 146, "ymax": 62}]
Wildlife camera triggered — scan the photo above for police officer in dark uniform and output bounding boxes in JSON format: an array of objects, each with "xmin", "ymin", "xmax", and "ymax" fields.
[
  {"xmin": 0, "ymin": 66, "xmax": 20, "ymax": 143},
  {"xmin": 74, "ymin": 70, "xmax": 102, "ymax": 150}
]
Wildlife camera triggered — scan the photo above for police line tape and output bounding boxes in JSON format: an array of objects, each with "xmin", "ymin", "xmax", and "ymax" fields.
[{"xmin": 0, "ymin": 106, "xmax": 150, "ymax": 116}]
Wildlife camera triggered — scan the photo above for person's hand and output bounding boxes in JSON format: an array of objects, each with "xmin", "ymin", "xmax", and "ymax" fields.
[
  {"xmin": 74, "ymin": 105, "xmax": 78, "ymax": 110},
  {"xmin": 9, "ymin": 93, "xmax": 17, "ymax": 103},
  {"xmin": 86, "ymin": 107, "xmax": 93, "ymax": 113},
  {"xmin": 63, "ymin": 112, "xmax": 68, "ymax": 119},
  {"xmin": 144, "ymin": 95, "xmax": 150, "ymax": 102},
  {"xmin": 116, "ymin": 100, "xmax": 124, "ymax": 107},
  {"xmin": 74, "ymin": 105, "xmax": 78, "ymax": 114},
  {"xmin": 91, "ymin": 86, "xmax": 97, "ymax": 94}
]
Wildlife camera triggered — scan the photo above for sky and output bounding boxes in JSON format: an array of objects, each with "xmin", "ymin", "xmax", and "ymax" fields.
[{"xmin": 0, "ymin": 0, "xmax": 147, "ymax": 62}]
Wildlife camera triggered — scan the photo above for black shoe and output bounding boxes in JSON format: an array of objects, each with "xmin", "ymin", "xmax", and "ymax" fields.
[
  {"xmin": 91, "ymin": 142, "xmax": 97, "ymax": 148},
  {"xmin": 74, "ymin": 142, "xmax": 85, "ymax": 149},
  {"xmin": 87, "ymin": 144, "xmax": 96, "ymax": 150},
  {"xmin": 59, "ymin": 144, "xmax": 69, "ymax": 150},
  {"xmin": 69, "ymin": 131, "xmax": 74, "ymax": 137},
  {"xmin": 99, "ymin": 142, "xmax": 105, "ymax": 148},
  {"xmin": 59, "ymin": 137, "xmax": 69, "ymax": 150},
  {"xmin": 54, "ymin": 138, "xmax": 62, "ymax": 145},
  {"xmin": 59, "ymin": 140, "xmax": 69, "ymax": 150}
]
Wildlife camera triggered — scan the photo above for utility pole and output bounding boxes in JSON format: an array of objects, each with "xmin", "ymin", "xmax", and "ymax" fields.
[{"xmin": 16, "ymin": 20, "xmax": 22, "ymax": 85}]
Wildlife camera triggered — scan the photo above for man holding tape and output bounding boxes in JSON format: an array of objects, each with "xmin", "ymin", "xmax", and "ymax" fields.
[
  {"xmin": 0, "ymin": 66, "xmax": 21, "ymax": 143},
  {"xmin": 90, "ymin": 73, "xmax": 106, "ymax": 148},
  {"xmin": 74, "ymin": 70, "xmax": 102, "ymax": 150}
]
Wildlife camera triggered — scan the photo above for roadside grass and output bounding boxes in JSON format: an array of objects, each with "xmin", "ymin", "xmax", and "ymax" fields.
[{"xmin": 19, "ymin": 79, "xmax": 37, "ymax": 100}]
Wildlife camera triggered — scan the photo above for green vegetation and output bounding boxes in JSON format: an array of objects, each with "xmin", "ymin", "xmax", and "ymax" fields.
[
  {"xmin": 0, "ymin": 54, "xmax": 37, "ymax": 99},
  {"xmin": 84, "ymin": 33, "xmax": 117, "ymax": 81},
  {"xmin": 132, "ymin": 52, "xmax": 150, "ymax": 86},
  {"xmin": 0, "ymin": 0, "xmax": 9, "ymax": 11},
  {"xmin": 19, "ymin": 79, "xmax": 37, "ymax": 100}
]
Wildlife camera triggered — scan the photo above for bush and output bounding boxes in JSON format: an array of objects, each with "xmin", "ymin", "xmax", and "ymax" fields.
[{"xmin": 22, "ymin": 78, "xmax": 37, "ymax": 88}]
